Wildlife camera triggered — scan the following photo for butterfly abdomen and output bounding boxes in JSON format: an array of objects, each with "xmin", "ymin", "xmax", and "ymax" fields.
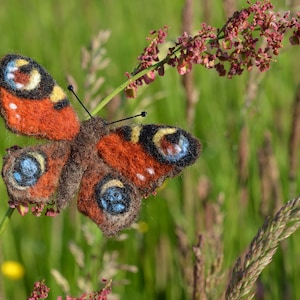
[{"xmin": 56, "ymin": 117, "xmax": 109, "ymax": 210}]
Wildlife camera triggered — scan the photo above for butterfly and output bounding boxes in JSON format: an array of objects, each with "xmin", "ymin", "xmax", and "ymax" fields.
[{"xmin": 0, "ymin": 54, "xmax": 201, "ymax": 236}]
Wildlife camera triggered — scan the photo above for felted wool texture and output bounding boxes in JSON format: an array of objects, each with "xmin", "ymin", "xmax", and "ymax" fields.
[
  {"xmin": 77, "ymin": 165, "xmax": 141, "ymax": 237},
  {"xmin": 2, "ymin": 141, "xmax": 71, "ymax": 205},
  {"xmin": 55, "ymin": 117, "xmax": 109, "ymax": 210},
  {"xmin": 73, "ymin": 118, "xmax": 142, "ymax": 235},
  {"xmin": 117, "ymin": 124, "xmax": 201, "ymax": 168},
  {"xmin": 69, "ymin": 117, "xmax": 109, "ymax": 164},
  {"xmin": 0, "ymin": 87, "xmax": 80, "ymax": 141},
  {"xmin": 0, "ymin": 54, "xmax": 55, "ymax": 100},
  {"xmin": 51, "ymin": 116, "xmax": 142, "ymax": 235},
  {"xmin": 0, "ymin": 54, "xmax": 80, "ymax": 141},
  {"xmin": 139, "ymin": 125, "xmax": 202, "ymax": 167},
  {"xmin": 97, "ymin": 131, "xmax": 174, "ymax": 196},
  {"xmin": 55, "ymin": 159, "xmax": 84, "ymax": 211}
]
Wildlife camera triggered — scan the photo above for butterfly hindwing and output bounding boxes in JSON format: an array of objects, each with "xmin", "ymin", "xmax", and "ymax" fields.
[
  {"xmin": 0, "ymin": 54, "xmax": 80, "ymax": 141},
  {"xmin": 2, "ymin": 141, "xmax": 71, "ymax": 205},
  {"xmin": 77, "ymin": 167, "xmax": 141, "ymax": 236}
]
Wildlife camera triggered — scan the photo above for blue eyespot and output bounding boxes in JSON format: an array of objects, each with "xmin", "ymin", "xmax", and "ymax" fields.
[
  {"xmin": 1, "ymin": 54, "xmax": 55, "ymax": 99},
  {"xmin": 160, "ymin": 134, "xmax": 190, "ymax": 162},
  {"xmin": 12, "ymin": 153, "xmax": 44, "ymax": 187},
  {"xmin": 139, "ymin": 125, "xmax": 200, "ymax": 167},
  {"xmin": 95, "ymin": 177, "xmax": 130, "ymax": 215},
  {"xmin": 4, "ymin": 60, "xmax": 18, "ymax": 90},
  {"xmin": 99, "ymin": 187, "xmax": 127, "ymax": 214}
]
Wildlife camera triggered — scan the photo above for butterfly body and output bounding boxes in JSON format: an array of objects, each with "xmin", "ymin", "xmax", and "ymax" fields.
[{"xmin": 0, "ymin": 54, "xmax": 201, "ymax": 236}]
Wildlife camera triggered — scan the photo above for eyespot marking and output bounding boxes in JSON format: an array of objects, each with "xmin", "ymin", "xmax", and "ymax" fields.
[
  {"xmin": 12, "ymin": 151, "xmax": 47, "ymax": 188},
  {"xmin": 153, "ymin": 128, "xmax": 190, "ymax": 162},
  {"xmin": 3, "ymin": 58, "xmax": 41, "ymax": 92},
  {"xmin": 139, "ymin": 125, "xmax": 200, "ymax": 167},
  {"xmin": 95, "ymin": 176, "xmax": 131, "ymax": 215}
]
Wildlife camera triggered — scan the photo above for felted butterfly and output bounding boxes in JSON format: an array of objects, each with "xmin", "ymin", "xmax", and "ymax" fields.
[{"xmin": 0, "ymin": 54, "xmax": 201, "ymax": 236}]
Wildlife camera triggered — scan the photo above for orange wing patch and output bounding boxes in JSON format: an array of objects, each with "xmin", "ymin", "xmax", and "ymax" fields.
[
  {"xmin": 2, "ymin": 141, "xmax": 71, "ymax": 204},
  {"xmin": 0, "ymin": 87, "xmax": 80, "ymax": 140},
  {"xmin": 97, "ymin": 132, "xmax": 173, "ymax": 193}
]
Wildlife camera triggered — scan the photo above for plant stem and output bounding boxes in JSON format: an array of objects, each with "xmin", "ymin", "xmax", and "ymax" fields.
[
  {"xmin": 0, "ymin": 207, "xmax": 15, "ymax": 237},
  {"xmin": 91, "ymin": 61, "xmax": 161, "ymax": 116}
]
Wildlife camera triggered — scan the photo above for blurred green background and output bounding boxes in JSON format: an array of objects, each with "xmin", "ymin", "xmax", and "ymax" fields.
[{"xmin": 0, "ymin": 0, "xmax": 300, "ymax": 299}]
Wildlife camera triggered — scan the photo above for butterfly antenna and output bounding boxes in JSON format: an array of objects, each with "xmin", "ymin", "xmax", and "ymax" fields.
[
  {"xmin": 67, "ymin": 85, "xmax": 93, "ymax": 118},
  {"xmin": 68, "ymin": 85, "xmax": 146, "ymax": 123},
  {"xmin": 107, "ymin": 111, "xmax": 147, "ymax": 125}
]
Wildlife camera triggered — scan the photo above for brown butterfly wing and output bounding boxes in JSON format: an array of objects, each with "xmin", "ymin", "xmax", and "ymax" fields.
[
  {"xmin": 52, "ymin": 117, "xmax": 142, "ymax": 236},
  {"xmin": 77, "ymin": 165, "xmax": 142, "ymax": 236},
  {"xmin": 74, "ymin": 123, "xmax": 201, "ymax": 236},
  {"xmin": 2, "ymin": 141, "xmax": 71, "ymax": 205},
  {"xmin": 57, "ymin": 119, "xmax": 200, "ymax": 236}
]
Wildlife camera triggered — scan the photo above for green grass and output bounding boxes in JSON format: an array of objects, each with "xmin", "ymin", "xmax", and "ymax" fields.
[{"xmin": 0, "ymin": 0, "xmax": 300, "ymax": 299}]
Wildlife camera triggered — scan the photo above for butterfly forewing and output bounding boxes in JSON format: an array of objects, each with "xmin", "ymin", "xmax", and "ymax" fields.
[
  {"xmin": 97, "ymin": 124, "xmax": 201, "ymax": 197},
  {"xmin": 0, "ymin": 54, "xmax": 80, "ymax": 140}
]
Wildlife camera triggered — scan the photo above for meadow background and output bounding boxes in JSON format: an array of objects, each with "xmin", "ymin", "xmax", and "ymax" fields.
[{"xmin": 0, "ymin": 0, "xmax": 300, "ymax": 299}]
